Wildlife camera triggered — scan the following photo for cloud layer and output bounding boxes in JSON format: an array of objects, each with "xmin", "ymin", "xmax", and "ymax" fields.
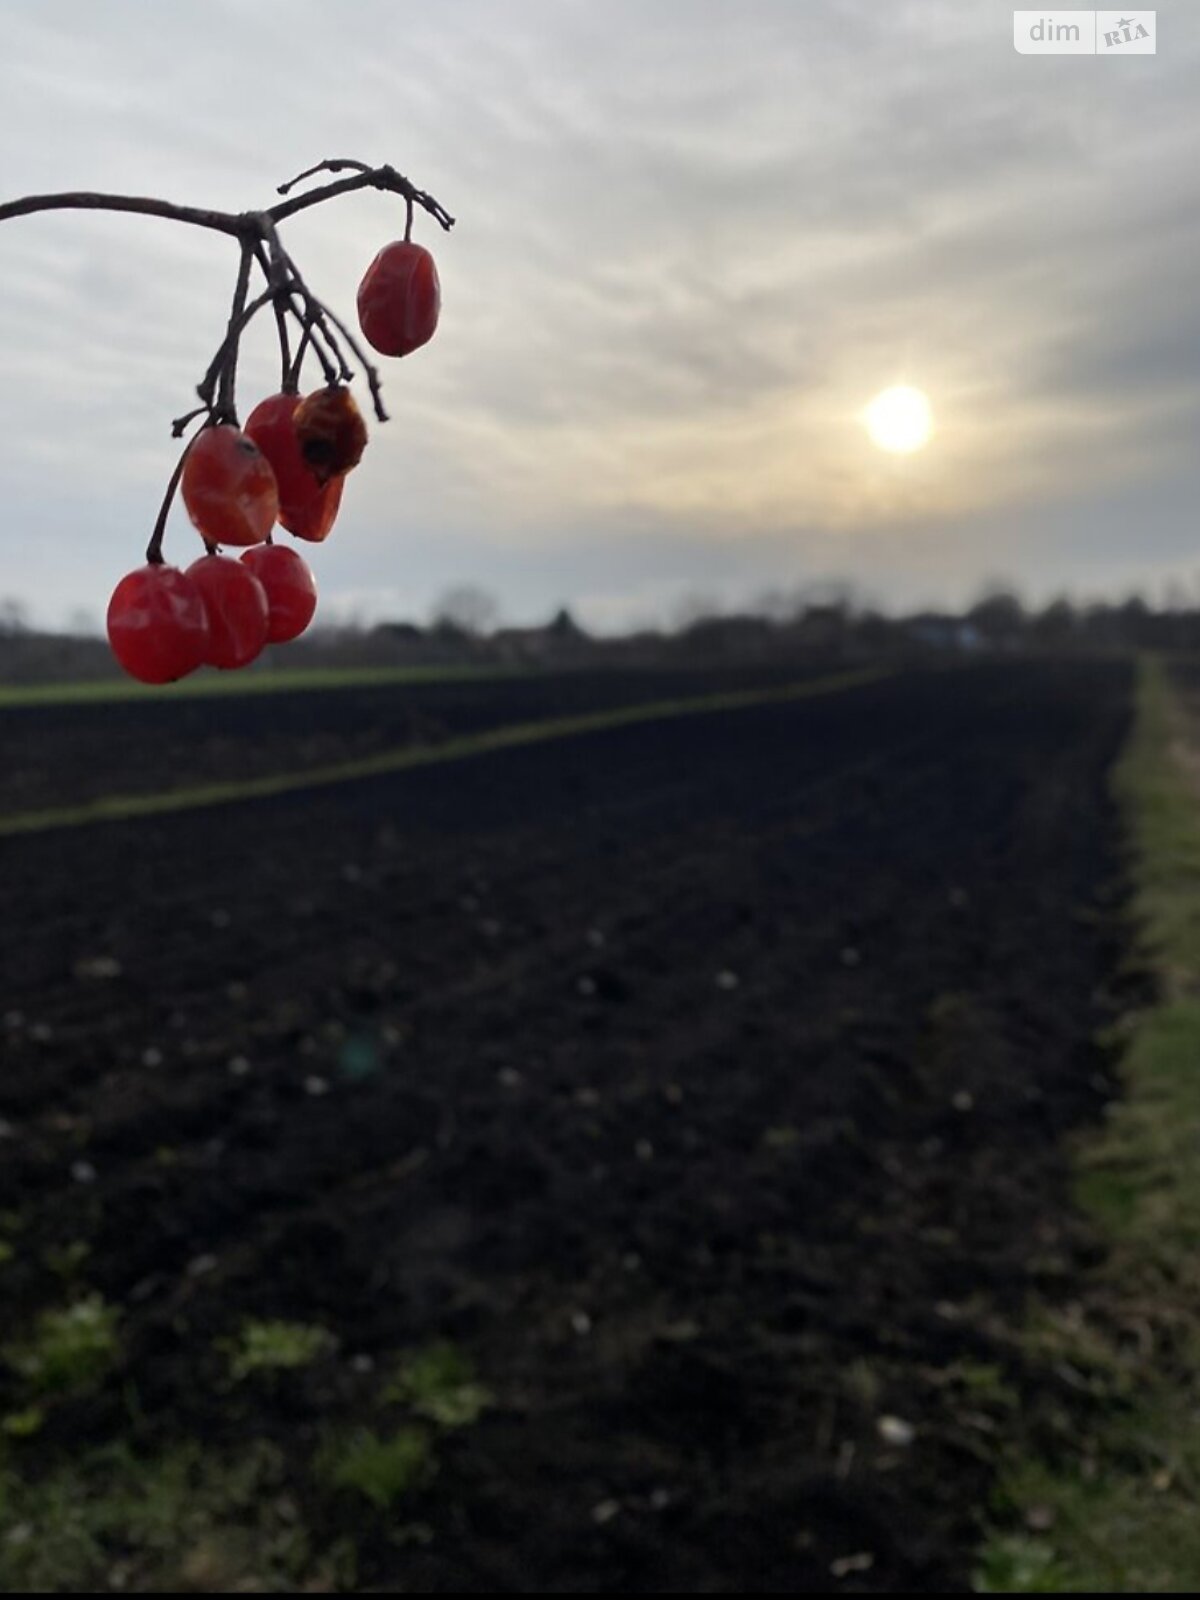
[{"xmin": 1, "ymin": 0, "xmax": 1198, "ymax": 630}]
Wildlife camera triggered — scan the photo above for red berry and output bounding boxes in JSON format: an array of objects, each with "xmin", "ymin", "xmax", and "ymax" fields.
[
  {"xmin": 292, "ymin": 386, "xmax": 368, "ymax": 486},
  {"xmin": 186, "ymin": 555, "xmax": 270, "ymax": 669},
  {"xmin": 357, "ymin": 241, "xmax": 440, "ymax": 358},
  {"xmin": 106, "ymin": 565, "xmax": 210, "ymax": 684},
  {"xmin": 244, "ymin": 393, "xmax": 344, "ymax": 543},
  {"xmin": 181, "ymin": 425, "xmax": 279, "ymax": 547},
  {"xmin": 240, "ymin": 543, "xmax": 318, "ymax": 643}
]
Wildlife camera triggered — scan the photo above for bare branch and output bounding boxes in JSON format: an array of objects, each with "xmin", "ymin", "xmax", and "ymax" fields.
[
  {"xmin": 0, "ymin": 189, "xmax": 245, "ymax": 235},
  {"xmin": 0, "ymin": 163, "xmax": 454, "ymax": 237}
]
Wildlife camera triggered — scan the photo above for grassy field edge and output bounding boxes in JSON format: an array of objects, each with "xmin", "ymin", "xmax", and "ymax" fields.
[
  {"xmin": 978, "ymin": 655, "xmax": 1200, "ymax": 1592},
  {"xmin": 0, "ymin": 663, "xmax": 528, "ymax": 708}
]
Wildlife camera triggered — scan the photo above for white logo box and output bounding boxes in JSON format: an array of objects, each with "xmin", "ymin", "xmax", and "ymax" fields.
[{"xmin": 1013, "ymin": 11, "xmax": 1156, "ymax": 54}]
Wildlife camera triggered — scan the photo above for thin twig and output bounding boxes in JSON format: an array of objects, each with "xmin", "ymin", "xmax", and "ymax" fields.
[
  {"xmin": 277, "ymin": 158, "xmax": 374, "ymax": 193},
  {"xmin": 195, "ymin": 284, "xmax": 285, "ymax": 409},
  {"xmin": 275, "ymin": 241, "xmax": 353, "ymax": 381},
  {"xmin": 146, "ymin": 432, "xmax": 199, "ymax": 564},
  {"xmin": 215, "ymin": 239, "xmax": 255, "ymax": 424},
  {"xmin": 296, "ymin": 313, "xmax": 340, "ymax": 387},
  {"xmin": 257, "ymin": 274, "xmax": 341, "ymax": 389},
  {"xmin": 252, "ymin": 242, "xmax": 293, "ymax": 392},
  {"xmin": 287, "ymin": 321, "xmax": 316, "ymax": 392},
  {"xmin": 315, "ymin": 299, "xmax": 389, "ymax": 424},
  {"xmin": 257, "ymin": 214, "xmax": 343, "ymax": 386},
  {"xmin": 270, "ymin": 164, "xmax": 455, "ymax": 232},
  {"xmin": 170, "ymin": 403, "xmax": 210, "ymax": 438}
]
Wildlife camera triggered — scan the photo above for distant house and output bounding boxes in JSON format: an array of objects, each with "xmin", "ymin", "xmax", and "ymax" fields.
[
  {"xmin": 906, "ymin": 614, "xmax": 983, "ymax": 651},
  {"xmin": 371, "ymin": 621, "xmax": 425, "ymax": 646}
]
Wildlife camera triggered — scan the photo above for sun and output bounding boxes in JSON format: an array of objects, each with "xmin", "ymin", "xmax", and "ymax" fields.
[{"xmin": 864, "ymin": 385, "xmax": 933, "ymax": 454}]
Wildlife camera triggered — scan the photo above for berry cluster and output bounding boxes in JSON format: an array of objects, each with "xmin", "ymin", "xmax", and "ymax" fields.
[{"xmin": 62, "ymin": 161, "xmax": 452, "ymax": 683}]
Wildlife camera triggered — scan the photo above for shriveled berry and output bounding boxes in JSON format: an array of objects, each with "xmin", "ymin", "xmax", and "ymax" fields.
[
  {"xmin": 240, "ymin": 544, "xmax": 318, "ymax": 643},
  {"xmin": 187, "ymin": 555, "xmax": 270, "ymax": 669},
  {"xmin": 181, "ymin": 425, "xmax": 279, "ymax": 547},
  {"xmin": 292, "ymin": 386, "xmax": 368, "ymax": 486},
  {"xmin": 106, "ymin": 565, "xmax": 210, "ymax": 684},
  {"xmin": 357, "ymin": 241, "xmax": 440, "ymax": 358},
  {"xmin": 245, "ymin": 393, "xmax": 345, "ymax": 542}
]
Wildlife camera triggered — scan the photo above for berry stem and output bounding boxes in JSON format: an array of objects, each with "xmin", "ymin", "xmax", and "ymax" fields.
[
  {"xmin": 274, "ymin": 301, "xmax": 294, "ymax": 391},
  {"xmin": 215, "ymin": 239, "xmax": 256, "ymax": 425},
  {"xmin": 255, "ymin": 215, "xmax": 342, "ymax": 388},
  {"xmin": 252, "ymin": 241, "xmax": 294, "ymax": 392},
  {"xmin": 145, "ymin": 433, "xmax": 198, "ymax": 565},
  {"xmin": 286, "ymin": 322, "xmax": 317, "ymax": 392},
  {"xmin": 195, "ymin": 284, "xmax": 282, "ymax": 412},
  {"xmin": 171, "ymin": 403, "xmax": 211, "ymax": 438},
  {"xmin": 314, "ymin": 298, "xmax": 389, "ymax": 424},
  {"xmin": 277, "ymin": 243, "xmax": 354, "ymax": 383}
]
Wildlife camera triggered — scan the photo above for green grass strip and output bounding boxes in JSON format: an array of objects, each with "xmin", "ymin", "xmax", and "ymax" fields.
[
  {"xmin": 0, "ymin": 667, "xmax": 889, "ymax": 838},
  {"xmin": 978, "ymin": 656, "xmax": 1200, "ymax": 1593},
  {"xmin": 0, "ymin": 662, "xmax": 522, "ymax": 708}
]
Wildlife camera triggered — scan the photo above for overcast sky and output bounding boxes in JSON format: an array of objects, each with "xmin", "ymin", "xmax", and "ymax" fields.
[{"xmin": 1, "ymin": 0, "xmax": 1197, "ymax": 632}]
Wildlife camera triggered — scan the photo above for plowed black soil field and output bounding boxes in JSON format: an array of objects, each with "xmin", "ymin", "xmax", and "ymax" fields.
[
  {"xmin": 0, "ymin": 661, "xmax": 1132, "ymax": 1592},
  {"xmin": 0, "ymin": 662, "xmax": 843, "ymax": 816}
]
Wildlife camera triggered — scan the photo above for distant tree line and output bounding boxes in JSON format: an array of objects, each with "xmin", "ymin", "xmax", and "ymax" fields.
[{"xmin": 4, "ymin": 580, "xmax": 1200, "ymax": 686}]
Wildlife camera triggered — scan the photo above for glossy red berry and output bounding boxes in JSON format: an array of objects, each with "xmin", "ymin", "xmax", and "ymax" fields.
[
  {"xmin": 106, "ymin": 564, "xmax": 210, "ymax": 684},
  {"xmin": 240, "ymin": 543, "xmax": 318, "ymax": 643},
  {"xmin": 186, "ymin": 555, "xmax": 270, "ymax": 669},
  {"xmin": 244, "ymin": 393, "xmax": 344, "ymax": 542},
  {"xmin": 292, "ymin": 386, "xmax": 368, "ymax": 486},
  {"xmin": 357, "ymin": 241, "xmax": 440, "ymax": 358},
  {"xmin": 181, "ymin": 425, "xmax": 279, "ymax": 547}
]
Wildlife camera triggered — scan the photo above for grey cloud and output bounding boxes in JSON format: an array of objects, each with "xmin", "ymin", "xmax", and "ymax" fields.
[{"xmin": 1, "ymin": 0, "xmax": 1199, "ymax": 630}]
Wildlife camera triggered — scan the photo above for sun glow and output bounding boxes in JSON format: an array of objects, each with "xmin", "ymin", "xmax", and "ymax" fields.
[{"xmin": 864, "ymin": 385, "xmax": 933, "ymax": 454}]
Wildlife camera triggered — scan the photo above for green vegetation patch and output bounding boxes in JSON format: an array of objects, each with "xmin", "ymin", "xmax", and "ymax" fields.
[
  {"xmin": 0, "ymin": 1437, "xmax": 331, "ymax": 1592},
  {"xmin": 3, "ymin": 1294, "xmax": 119, "ymax": 1395},
  {"xmin": 0, "ymin": 661, "xmax": 516, "ymax": 709},
  {"xmin": 222, "ymin": 1318, "xmax": 337, "ymax": 1382},
  {"xmin": 978, "ymin": 657, "xmax": 1200, "ymax": 1592},
  {"xmin": 317, "ymin": 1426, "xmax": 435, "ymax": 1510},
  {"xmin": 385, "ymin": 1340, "xmax": 493, "ymax": 1428}
]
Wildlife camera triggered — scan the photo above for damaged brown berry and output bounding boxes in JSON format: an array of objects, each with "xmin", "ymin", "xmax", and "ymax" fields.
[{"xmin": 292, "ymin": 385, "xmax": 369, "ymax": 485}]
